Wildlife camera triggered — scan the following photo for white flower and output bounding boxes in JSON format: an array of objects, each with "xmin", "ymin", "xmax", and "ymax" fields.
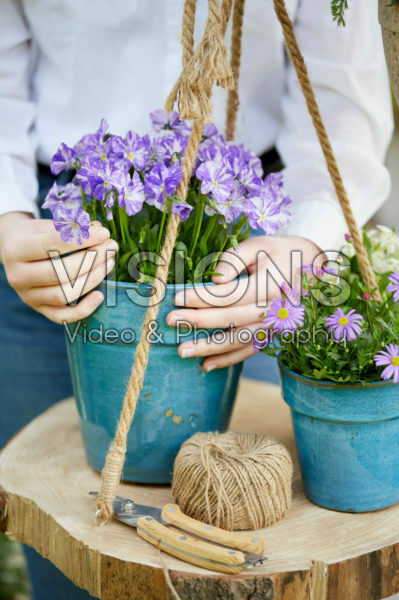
[
  {"xmin": 341, "ymin": 226, "xmax": 399, "ymax": 275},
  {"xmin": 368, "ymin": 225, "xmax": 399, "ymax": 274}
]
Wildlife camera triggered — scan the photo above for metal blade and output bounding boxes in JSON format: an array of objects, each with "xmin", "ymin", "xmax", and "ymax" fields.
[{"xmin": 89, "ymin": 491, "xmax": 164, "ymax": 526}]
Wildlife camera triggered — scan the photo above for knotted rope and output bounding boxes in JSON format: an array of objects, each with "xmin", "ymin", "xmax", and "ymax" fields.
[
  {"xmin": 95, "ymin": 0, "xmax": 237, "ymax": 524},
  {"xmin": 172, "ymin": 431, "xmax": 293, "ymax": 531},
  {"xmin": 272, "ymin": 0, "xmax": 381, "ymax": 300},
  {"xmin": 225, "ymin": 0, "xmax": 245, "ymax": 140}
]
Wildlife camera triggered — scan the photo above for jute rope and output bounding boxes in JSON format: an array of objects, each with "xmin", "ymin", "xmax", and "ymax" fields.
[
  {"xmin": 272, "ymin": 0, "xmax": 381, "ymax": 300},
  {"xmin": 225, "ymin": 0, "xmax": 245, "ymax": 140},
  {"xmin": 172, "ymin": 432, "xmax": 293, "ymax": 531},
  {"xmin": 95, "ymin": 0, "xmax": 236, "ymax": 524}
]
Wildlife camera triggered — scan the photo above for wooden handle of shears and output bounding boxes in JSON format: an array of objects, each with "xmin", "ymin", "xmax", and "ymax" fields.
[
  {"xmin": 161, "ymin": 504, "xmax": 265, "ymax": 555},
  {"xmin": 136, "ymin": 516, "xmax": 246, "ymax": 574}
]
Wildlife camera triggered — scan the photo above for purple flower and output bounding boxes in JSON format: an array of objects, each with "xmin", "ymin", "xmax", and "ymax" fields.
[
  {"xmin": 42, "ymin": 182, "xmax": 82, "ymax": 214},
  {"xmin": 238, "ymin": 167, "xmax": 262, "ymax": 195},
  {"xmin": 325, "ymin": 308, "xmax": 363, "ymax": 341},
  {"xmin": 171, "ymin": 200, "xmax": 193, "ymax": 222},
  {"xmin": 263, "ymin": 296, "xmax": 305, "ymax": 334},
  {"xmin": 119, "ymin": 171, "xmax": 145, "ymax": 216},
  {"xmin": 144, "ymin": 163, "xmax": 182, "ymax": 205},
  {"xmin": 196, "ymin": 160, "xmax": 234, "ymax": 203},
  {"xmin": 74, "ymin": 119, "xmax": 109, "ymax": 159},
  {"xmin": 53, "ymin": 204, "xmax": 91, "ymax": 245},
  {"xmin": 77, "ymin": 162, "xmax": 122, "ymax": 203},
  {"xmin": 374, "ymin": 344, "xmax": 399, "ymax": 383},
  {"xmin": 162, "ymin": 133, "xmax": 189, "ymax": 167},
  {"xmin": 244, "ymin": 183, "xmax": 291, "ymax": 235},
  {"xmin": 50, "ymin": 143, "xmax": 77, "ymax": 175},
  {"xmin": 202, "ymin": 123, "xmax": 218, "ymax": 138},
  {"xmin": 253, "ymin": 328, "xmax": 269, "ymax": 352},
  {"xmin": 112, "ymin": 131, "xmax": 147, "ymax": 171},
  {"xmin": 210, "ymin": 180, "xmax": 245, "ymax": 223},
  {"xmin": 150, "ymin": 109, "xmax": 190, "ymax": 133},
  {"xmin": 387, "ymin": 272, "xmax": 399, "ymax": 303}
]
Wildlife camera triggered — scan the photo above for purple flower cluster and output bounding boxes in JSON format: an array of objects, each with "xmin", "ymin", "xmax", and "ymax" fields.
[
  {"xmin": 195, "ymin": 135, "xmax": 291, "ymax": 232},
  {"xmin": 44, "ymin": 109, "xmax": 292, "ymax": 244}
]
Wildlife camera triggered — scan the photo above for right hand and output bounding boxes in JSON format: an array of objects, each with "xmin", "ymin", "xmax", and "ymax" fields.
[{"xmin": 0, "ymin": 212, "xmax": 118, "ymax": 323}]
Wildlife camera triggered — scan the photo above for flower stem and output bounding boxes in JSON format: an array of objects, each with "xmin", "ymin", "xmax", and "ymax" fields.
[
  {"xmin": 156, "ymin": 198, "xmax": 169, "ymax": 257},
  {"xmin": 189, "ymin": 193, "xmax": 205, "ymax": 259}
]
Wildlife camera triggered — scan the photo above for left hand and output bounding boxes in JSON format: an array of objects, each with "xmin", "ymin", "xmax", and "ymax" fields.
[{"xmin": 166, "ymin": 235, "xmax": 322, "ymax": 371}]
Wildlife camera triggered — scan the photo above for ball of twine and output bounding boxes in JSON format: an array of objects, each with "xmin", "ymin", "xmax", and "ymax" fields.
[{"xmin": 172, "ymin": 431, "xmax": 293, "ymax": 531}]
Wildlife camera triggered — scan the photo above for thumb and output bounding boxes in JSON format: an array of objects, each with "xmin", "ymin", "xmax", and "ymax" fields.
[{"xmin": 212, "ymin": 237, "xmax": 266, "ymax": 284}]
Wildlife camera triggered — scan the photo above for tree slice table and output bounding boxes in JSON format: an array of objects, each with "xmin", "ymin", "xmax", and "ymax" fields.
[{"xmin": 1, "ymin": 378, "xmax": 399, "ymax": 600}]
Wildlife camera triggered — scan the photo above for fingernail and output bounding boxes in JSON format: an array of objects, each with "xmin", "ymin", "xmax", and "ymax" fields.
[
  {"xmin": 214, "ymin": 268, "xmax": 227, "ymax": 280},
  {"xmin": 91, "ymin": 292, "xmax": 104, "ymax": 306},
  {"xmin": 107, "ymin": 240, "xmax": 119, "ymax": 252},
  {"xmin": 167, "ymin": 313, "xmax": 177, "ymax": 325},
  {"xmin": 181, "ymin": 347, "xmax": 195, "ymax": 358},
  {"xmin": 97, "ymin": 228, "xmax": 110, "ymax": 241},
  {"xmin": 174, "ymin": 293, "xmax": 185, "ymax": 306},
  {"xmin": 204, "ymin": 363, "xmax": 216, "ymax": 372},
  {"xmin": 106, "ymin": 258, "xmax": 115, "ymax": 273}
]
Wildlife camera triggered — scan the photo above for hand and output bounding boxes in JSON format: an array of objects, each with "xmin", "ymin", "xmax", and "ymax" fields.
[
  {"xmin": 0, "ymin": 212, "xmax": 118, "ymax": 323},
  {"xmin": 167, "ymin": 235, "xmax": 322, "ymax": 371}
]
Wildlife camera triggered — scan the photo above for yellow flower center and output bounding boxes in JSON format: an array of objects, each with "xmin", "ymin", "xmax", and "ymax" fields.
[
  {"xmin": 213, "ymin": 181, "xmax": 217, "ymax": 187},
  {"xmin": 104, "ymin": 182, "xmax": 108, "ymax": 188},
  {"xmin": 261, "ymin": 215, "xmax": 264, "ymax": 221},
  {"xmin": 101, "ymin": 154, "xmax": 106, "ymax": 160},
  {"xmin": 73, "ymin": 222, "xmax": 77, "ymax": 228},
  {"xmin": 127, "ymin": 153, "xmax": 133, "ymax": 159},
  {"xmin": 392, "ymin": 356, "xmax": 399, "ymax": 367},
  {"xmin": 160, "ymin": 185, "xmax": 165, "ymax": 191},
  {"xmin": 278, "ymin": 308, "xmax": 289, "ymax": 320},
  {"xmin": 226, "ymin": 202, "xmax": 230, "ymax": 207},
  {"xmin": 338, "ymin": 317, "xmax": 349, "ymax": 326}
]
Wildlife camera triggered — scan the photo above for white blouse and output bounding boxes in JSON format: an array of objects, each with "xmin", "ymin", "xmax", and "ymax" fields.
[{"xmin": 0, "ymin": 0, "xmax": 393, "ymax": 250}]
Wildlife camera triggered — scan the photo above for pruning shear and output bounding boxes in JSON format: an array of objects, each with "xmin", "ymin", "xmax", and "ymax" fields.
[{"xmin": 90, "ymin": 492, "xmax": 267, "ymax": 574}]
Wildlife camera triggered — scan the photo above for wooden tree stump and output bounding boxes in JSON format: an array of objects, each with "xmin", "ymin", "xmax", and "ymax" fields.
[{"xmin": 1, "ymin": 378, "xmax": 399, "ymax": 599}]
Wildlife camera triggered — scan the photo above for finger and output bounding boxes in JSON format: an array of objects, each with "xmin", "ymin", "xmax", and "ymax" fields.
[
  {"xmin": 17, "ymin": 239, "xmax": 118, "ymax": 288},
  {"xmin": 15, "ymin": 221, "xmax": 111, "ymax": 261},
  {"xmin": 212, "ymin": 236, "xmax": 272, "ymax": 283},
  {"xmin": 178, "ymin": 322, "xmax": 260, "ymax": 358},
  {"xmin": 174, "ymin": 275, "xmax": 254, "ymax": 309},
  {"xmin": 36, "ymin": 290, "xmax": 105, "ymax": 324},
  {"xmin": 167, "ymin": 303, "xmax": 264, "ymax": 329},
  {"xmin": 24, "ymin": 255, "xmax": 115, "ymax": 307},
  {"xmin": 202, "ymin": 344, "xmax": 255, "ymax": 372},
  {"xmin": 174, "ymin": 268, "xmax": 281, "ymax": 310}
]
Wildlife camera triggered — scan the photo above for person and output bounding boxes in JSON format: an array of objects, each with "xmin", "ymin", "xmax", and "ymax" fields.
[{"xmin": 0, "ymin": 1, "xmax": 393, "ymax": 598}]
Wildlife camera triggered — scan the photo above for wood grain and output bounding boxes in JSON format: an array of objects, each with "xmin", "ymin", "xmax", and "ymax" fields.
[{"xmin": 1, "ymin": 378, "xmax": 399, "ymax": 599}]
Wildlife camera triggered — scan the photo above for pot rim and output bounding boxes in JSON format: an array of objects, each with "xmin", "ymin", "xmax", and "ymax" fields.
[{"xmin": 278, "ymin": 360, "xmax": 396, "ymax": 390}]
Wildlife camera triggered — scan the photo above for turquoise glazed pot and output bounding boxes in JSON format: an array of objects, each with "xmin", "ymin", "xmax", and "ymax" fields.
[
  {"xmin": 65, "ymin": 280, "xmax": 242, "ymax": 483},
  {"xmin": 279, "ymin": 362, "xmax": 399, "ymax": 512}
]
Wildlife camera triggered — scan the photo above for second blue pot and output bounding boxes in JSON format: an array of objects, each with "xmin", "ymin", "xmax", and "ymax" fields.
[
  {"xmin": 279, "ymin": 362, "xmax": 399, "ymax": 512},
  {"xmin": 65, "ymin": 281, "xmax": 242, "ymax": 483}
]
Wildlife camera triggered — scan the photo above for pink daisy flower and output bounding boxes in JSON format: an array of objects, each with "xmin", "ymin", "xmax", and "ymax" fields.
[
  {"xmin": 374, "ymin": 344, "xmax": 399, "ymax": 383},
  {"xmin": 263, "ymin": 296, "xmax": 305, "ymax": 334},
  {"xmin": 325, "ymin": 308, "xmax": 363, "ymax": 341}
]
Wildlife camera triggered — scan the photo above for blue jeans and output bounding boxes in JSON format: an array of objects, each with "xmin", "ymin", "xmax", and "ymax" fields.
[{"xmin": 0, "ymin": 170, "xmax": 95, "ymax": 600}]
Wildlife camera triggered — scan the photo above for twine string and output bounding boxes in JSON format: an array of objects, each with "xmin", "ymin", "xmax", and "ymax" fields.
[
  {"xmin": 272, "ymin": 0, "xmax": 380, "ymax": 300},
  {"xmin": 95, "ymin": 0, "xmax": 236, "ymax": 524}
]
